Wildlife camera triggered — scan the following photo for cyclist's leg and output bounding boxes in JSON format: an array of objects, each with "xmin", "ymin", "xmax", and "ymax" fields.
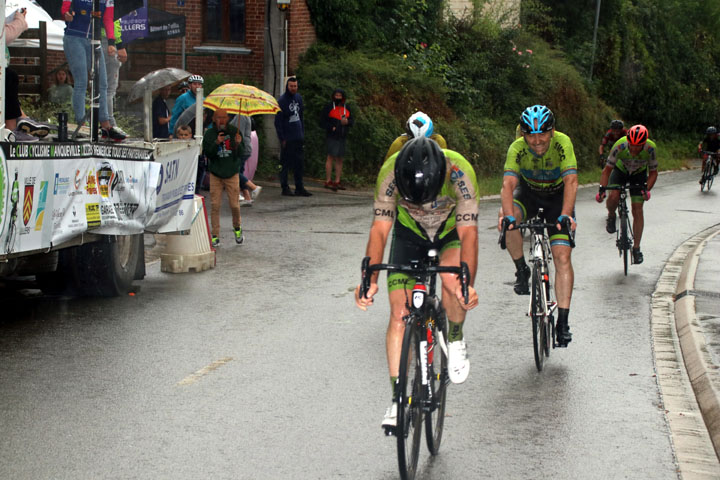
[
  {"xmin": 507, "ymin": 184, "xmax": 535, "ymax": 294},
  {"xmin": 606, "ymin": 167, "xmax": 626, "ymax": 213},
  {"xmin": 628, "ymin": 171, "xmax": 648, "ymax": 251},
  {"xmin": 385, "ymin": 225, "xmax": 422, "ymax": 380},
  {"xmin": 544, "ymin": 200, "xmax": 574, "ymax": 345},
  {"xmin": 438, "ymin": 240, "xmax": 471, "ymax": 383}
]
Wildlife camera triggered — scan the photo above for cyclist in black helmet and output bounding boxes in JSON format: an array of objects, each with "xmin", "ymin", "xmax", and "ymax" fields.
[
  {"xmin": 355, "ymin": 136, "xmax": 480, "ymax": 429},
  {"xmin": 697, "ymin": 126, "xmax": 720, "ymax": 183},
  {"xmin": 599, "ymin": 120, "xmax": 627, "ymax": 159}
]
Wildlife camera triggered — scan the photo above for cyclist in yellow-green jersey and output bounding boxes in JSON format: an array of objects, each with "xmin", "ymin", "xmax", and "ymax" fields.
[{"xmin": 500, "ymin": 105, "xmax": 578, "ymax": 347}]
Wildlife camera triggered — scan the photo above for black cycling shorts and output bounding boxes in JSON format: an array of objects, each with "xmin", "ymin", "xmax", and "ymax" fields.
[
  {"xmin": 512, "ymin": 180, "xmax": 575, "ymax": 248},
  {"xmin": 608, "ymin": 167, "xmax": 648, "ymax": 203},
  {"xmin": 386, "ymin": 221, "xmax": 460, "ymax": 291}
]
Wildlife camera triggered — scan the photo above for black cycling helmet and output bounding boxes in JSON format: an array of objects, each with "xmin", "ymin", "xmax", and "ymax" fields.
[
  {"xmin": 519, "ymin": 105, "xmax": 555, "ymax": 134},
  {"xmin": 611, "ymin": 119, "xmax": 624, "ymax": 130},
  {"xmin": 394, "ymin": 137, "xmax": 446, "ymax": 205},
  {"xmin": 707, "ymin": 126, "xmax": 717, "ymax": 135}
]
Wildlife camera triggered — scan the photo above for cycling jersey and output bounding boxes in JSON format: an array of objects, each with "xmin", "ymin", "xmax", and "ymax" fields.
[
  {"xmin": 503, "ymin": 131, "xmax": 577, "ymax": 194},
  {"xmin": 601, "ymin": 128, "xmax": 627, "ymax": 147},
  {"xmin": 606, "ymin": 137, "xmax": 658, "ymax": 174},
  {"xmin": 383, "ymin": 133, "xmax": 447, "ymax": 161},
  {"xmin": 374, "ymin": 149, "xmax": 479, "ymax": 242},
  {"xmin": 699, "ymin": 137, "xmax": 720, "ymax": 154}
]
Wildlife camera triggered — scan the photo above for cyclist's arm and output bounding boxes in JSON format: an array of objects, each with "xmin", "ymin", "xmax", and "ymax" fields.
[
  {"xmin": 500, "ymin": 174, "xmax": 519, "ymax": 228},
  {"xmin": 355, "ymin": 219, "xmax": 393, "ymax": 310},
  {"xmin": 559, "ymin": 173, "xmax": 578, "ymax": 230},
  {"xmin": 457, "ymin": 225, "xmax": 478, "ymax": 286},
  {"xmin": 647, "ymin": 170, "xmax": 658, "ymax": 191},
  {"xmin": 599, "ymin": 163, "xmax": 613, "ymax": 187}
]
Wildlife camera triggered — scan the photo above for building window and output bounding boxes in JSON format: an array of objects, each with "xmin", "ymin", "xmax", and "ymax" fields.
[{"xmin": 205, "ymin": 0, "xmax": 246, "ymax": 43}]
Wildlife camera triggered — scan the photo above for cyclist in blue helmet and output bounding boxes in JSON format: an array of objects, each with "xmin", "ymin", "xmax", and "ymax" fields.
[{"xmin": 499, "ymin": 105, "xmax": 578, "ymax": 347}]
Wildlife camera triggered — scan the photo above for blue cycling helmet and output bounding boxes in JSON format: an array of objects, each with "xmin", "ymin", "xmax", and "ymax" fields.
[
  {"xmin": 406, "ymin": 111, "xmax": 434, "ymax": 138},
  {"xmin": 519, "ymin": 105, "xmax": 555, "ymax": 134}
]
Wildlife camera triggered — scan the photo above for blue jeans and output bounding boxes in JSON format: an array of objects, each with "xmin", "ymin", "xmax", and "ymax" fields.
[{"xmin": 63, "ymin": 35, "xmax": 109, "ymax": 124}]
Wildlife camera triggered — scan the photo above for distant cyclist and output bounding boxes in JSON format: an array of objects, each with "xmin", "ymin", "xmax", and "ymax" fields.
[
  {"xmin": 383, "ymin": 111, "xmax": 447, "ymax": 161},
  {"xmin": 597, "ymin": 124, "xmax": 657, "ymax": 264},
  {"xmin": 355, "ymin": 136, "xmax": 479, "ymax": 428},
  {"xmin": 599, "ymin": 120, "xmax": 627, "ymax": 162},
  {"xmin": 697, "ymin": 126, "xmax": 720, "ymax": 184},
  {"xmin": 499, "ymin": 105, "xmax": 577, "ymax": 347}
]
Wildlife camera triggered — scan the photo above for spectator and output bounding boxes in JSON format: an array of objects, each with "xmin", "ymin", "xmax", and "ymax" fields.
[
  {"xmin": 274, "ymin": 76, "xmax": 312, "ymax": 197},
  {"xmin": 230, "ymin": 114, "xmax": 262, "ymax": 205},
  {"xmin": 169, "ymin": 75, "xmax": 203, "ymax": 135},
  {"xmin": 152, "ymin": 85, "xmax": 171, "ymax": 139},
  {"xmin": 175, "ymin": 125, "xmax": 192, "ymax": 140},
  {"xmin": 101, "ymin": 19, "xmax": 128, "ymax": 138},
  {"xmin": 4, "ymin": 8, "xmax": 27, "ymax": 132},
  {"xmin": 321, "ymin": 88, "xmax": 354, "ymax": 191},
  {"xmin": 48, "ymin": 68, "xmax": 73, "ymax": 105},
  {"xmin": 61, "ymin": 0, "xmax": 126, "ymax": 141},
  {"xmin": 202, "ymin": 108, "xmax": 244, "ymax": 247}
]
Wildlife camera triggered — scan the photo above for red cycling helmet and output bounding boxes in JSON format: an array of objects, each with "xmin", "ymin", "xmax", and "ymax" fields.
[{"xmin": 626, "ymin": 124, "xmax": 648, "ymax": 146}]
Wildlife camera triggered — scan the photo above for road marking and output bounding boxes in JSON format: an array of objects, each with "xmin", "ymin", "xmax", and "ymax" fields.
[{"xmin": 177, "ymin": 357, "xmax": 233, "ymax": 386}]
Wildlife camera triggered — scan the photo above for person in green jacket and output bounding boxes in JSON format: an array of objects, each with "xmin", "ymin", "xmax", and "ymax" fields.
[{"xmin": 202, "ymin": 108, "xmax": 244, "ymax": 247}]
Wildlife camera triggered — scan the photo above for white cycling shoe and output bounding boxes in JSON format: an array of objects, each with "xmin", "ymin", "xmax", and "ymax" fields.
[
  {"xmin": 448, "ymin": 339, "xmax": 470, "ymax": 384},
  {"xmin": 382, "ymin": 402, "xmax": 398, "ymax": 428}
]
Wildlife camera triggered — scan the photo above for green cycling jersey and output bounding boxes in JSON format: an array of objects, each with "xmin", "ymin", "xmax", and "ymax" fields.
[
  {"xmin": 374, "ymin": 149, "xmax": 479, "ymax": 241},
  {"xmin": 503, "ymin": 131, "xmax": 578, "ymax": 193},
  {"xmin": 606, "ymin": 137, "xmax": 658, "ymax": 174}
]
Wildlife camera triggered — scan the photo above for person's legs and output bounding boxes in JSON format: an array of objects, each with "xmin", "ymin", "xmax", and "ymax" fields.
[
  {"xmin": 95, "ymin": 46, "xmax": 110, "ymax": 124},
  {"xmin": 223, "ymin": 174, "xmax": 242, "ymax": 229},
  {"xmin": 4, "ymin": 68, "xmax": 21, "ymax": 129},
  {"xmin": 334, "ymin": 156, "xmax": 344, "ymax": 185},
  {"xmin": 63, "ymin": 35, "xmax": 89, "ymax": 124},
  {"xmin": 291, "ymin": 140, "xmax": 306, "ymax": 190},
  {"xmin": 101, "ymin": 38, "xmax": 121, "ymax": 126},
  {"xmin": 209, "ymin": 174, "xmax": 223, "ymax": 237},
  {"xmin": 631, "ymin": 202, "xmax": 644, "ymax": 249},
  {"xmin": 279, "ymin": 144, "xmax": 290, "ymax": 191},
  {"xmin": 325, "ymin": 155, "xmax": 333, "ymax": 183}
]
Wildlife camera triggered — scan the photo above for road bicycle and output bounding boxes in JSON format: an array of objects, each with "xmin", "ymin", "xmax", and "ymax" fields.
[
  {"xmin": 699, "ymin": 151, "xmax": 718, "ymax": 192},
  {"xmin": 499, "ymin": 209, "xmax": 573, "ymax": 371},
  {"xmin": 360, "ymin": 253, "xmax": 470, "ymax": 480},
  {"xmin": 605, "ymin": 183, "xmax": 646, "ymax": 276}
]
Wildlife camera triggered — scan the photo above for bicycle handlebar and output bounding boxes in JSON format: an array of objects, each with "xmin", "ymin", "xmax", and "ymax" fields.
[
  {"xmin": 360, "ymin": 256, "xmax": 470, "ymax": 304},
  {"xmin": 498, "ymin": 217, "xmax": 575, "ymax": 249}
]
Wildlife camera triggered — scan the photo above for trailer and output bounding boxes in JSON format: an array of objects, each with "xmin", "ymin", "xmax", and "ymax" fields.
[{"xmin": 0, "ymin": 0, "xmax": 203, "ymax": 296}]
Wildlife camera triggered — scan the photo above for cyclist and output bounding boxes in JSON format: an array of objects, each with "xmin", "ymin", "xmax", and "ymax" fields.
[
  {"xmin": 383, "ymin": 111, "xmax": 447, "ymax": 161},
  {"xmin": 697, "ymin": 126, "xmax": 720, "ymax": 184},
  {"xmin": 499, "ymin": 105, "xmax": 577, "ymax": 347},
  {"xmin": 355, "ymin": 136, "xmax": 479, "ymax": 428},
  {"xmin": 597, "ymin": 124, "xmax": 657, "ymax": 264},
  {"xmin": 599, "ymin": 120, "xmax": 627, "ymax": 159}
]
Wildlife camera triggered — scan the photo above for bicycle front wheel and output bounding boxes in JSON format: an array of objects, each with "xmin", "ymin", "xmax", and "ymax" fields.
[
  {"xmin": 531, "ymin": 261, "xmax": 545, "ymax": 371},
  {"xmin": 397, "ymin": 324, "xmax": 423, "ymax": 480},
  {"xmin": 425, "ymin": 309, "xmax": 448, "ymax": 455},
  {"xmin": 619, "ymin": 212, "xmax": 629, "ymax": 276}
]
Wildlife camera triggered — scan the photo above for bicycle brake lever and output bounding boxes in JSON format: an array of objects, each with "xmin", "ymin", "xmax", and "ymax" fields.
[
  {"xmin": 360, "ymin": 256, "xmax": 371, "ymax": 298},
  {"xmin": 460, "ymin": 262, "xmax": 470, "ymax": 304}
]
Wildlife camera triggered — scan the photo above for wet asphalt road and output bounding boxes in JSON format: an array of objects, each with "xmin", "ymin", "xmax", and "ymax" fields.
[{"xmin": 0, "ymin": 168, "xmax": 718, "ymax": 479}]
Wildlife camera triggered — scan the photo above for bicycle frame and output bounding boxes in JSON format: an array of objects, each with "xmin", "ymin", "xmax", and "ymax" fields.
[
  {"xmin": 606, "ymin": 183, "xmax": 642, "ymax": 274},
  {"xmin": 523, "ymin": 221, "xmax": 557, "ymax": 321},
  {"xmin": 700, "ymin": 151, "xmax": 718, "ymax": 192}
]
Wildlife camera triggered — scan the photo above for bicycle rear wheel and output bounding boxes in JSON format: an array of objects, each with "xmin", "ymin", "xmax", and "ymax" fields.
[
  {"xmin": 531, "ymin": 261, "xmax": 545, "ymax": 371},
  {"xmin": 397, "ymin": 324, "xmax": 423, "ymax": 480},
  {"xmin": 701, "ymin": 163, "xmax": 712, "ymax": 191},
  {"xmin": 619, "ymin": 211, "xmax": 629, "ymax": 276},
  {"xmin": 425, "ymin": 308, "xmax": 448, "ymax": 455}
]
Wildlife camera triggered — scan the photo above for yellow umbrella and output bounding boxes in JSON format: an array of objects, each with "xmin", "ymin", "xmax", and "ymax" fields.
[{"xmin": 203, "ymin": 83, "xmax": 281, "ymax": 116}]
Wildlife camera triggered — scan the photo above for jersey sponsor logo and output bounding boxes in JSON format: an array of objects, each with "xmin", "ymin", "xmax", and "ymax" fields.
[
  {"xmin": 450, "ymin": 165, "xmax": 465, "ymax": 182},
  {"xmin": 374, "ymin": 208, "xmax": 395, "ymax": 219},
  {"xmin": 455, "ymin": 213, "xmax": 478, "ymax": 223},
  {"xmin": 456, "ymin": 180, "xmax": 472, "ymax": 200}
]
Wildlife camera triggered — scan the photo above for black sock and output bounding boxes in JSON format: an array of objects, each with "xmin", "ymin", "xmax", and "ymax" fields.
[
  {"xmin": 558, "ymin": 308, "xmax": 569, "ymax": 326},
  {"xmin": 514, "ymin": 257, "xmax": 527, "ymax": 271}
]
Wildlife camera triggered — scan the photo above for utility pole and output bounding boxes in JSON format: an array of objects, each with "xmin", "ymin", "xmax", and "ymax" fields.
[{"xmin": 589, "ymin": 0, "xmax": 602, "ymax": 81}]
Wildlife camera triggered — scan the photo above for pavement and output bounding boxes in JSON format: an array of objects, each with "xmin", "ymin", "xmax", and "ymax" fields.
[{"xmin": 652, "ymin": 223, "xmax": 720, "ymax": 479}]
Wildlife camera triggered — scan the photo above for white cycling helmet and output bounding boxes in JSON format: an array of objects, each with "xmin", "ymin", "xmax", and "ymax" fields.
[
  {"xmin": 188, "ymin": 74, "xmax": 204, "ymax": 84},
  {"xmin": 406, "ymin": 111, "xmax": 434, "ymax": 138}
]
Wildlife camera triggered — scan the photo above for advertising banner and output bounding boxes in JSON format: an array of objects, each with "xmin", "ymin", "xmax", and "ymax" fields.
[{"xmin": 0, "ymin": 142, "xmax": 198, "ymax": 256}]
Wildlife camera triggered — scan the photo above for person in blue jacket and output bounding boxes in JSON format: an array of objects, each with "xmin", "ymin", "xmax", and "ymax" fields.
[
  {"xmin": 169, "ymin": 74, "xmax": 204, "ymax": 136},
  {"xmin": 274, "ymin": 77, "xmax": 312, "ymax": 197}
]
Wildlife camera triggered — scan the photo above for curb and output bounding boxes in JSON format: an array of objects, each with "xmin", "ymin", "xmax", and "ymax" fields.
[{"xmin": 652, "ymin": 224, "xmax": 720, "ymax": 479}]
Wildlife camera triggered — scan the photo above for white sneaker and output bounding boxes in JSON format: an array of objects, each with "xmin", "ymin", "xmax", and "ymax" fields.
[
  {"xmin": 238, "ymin": 196, "xmax": 253, "ymax": 206},
  {"xmin": 448, "ymin": 339, "xmax": 470, "ymax": 384},
  {"xmin": 382, "ymin": 402, "xmax": 397, "ymax": 428},
  {"xmin": 251, "ymin": 186, "xmax": 262, "ymax": 200}
]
